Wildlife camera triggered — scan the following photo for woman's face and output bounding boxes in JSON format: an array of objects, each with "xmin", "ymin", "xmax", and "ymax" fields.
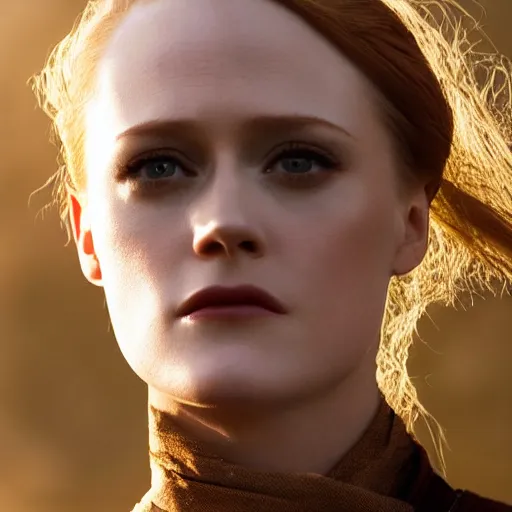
[{"xmin": 73, "ymin": 0, "xmax": 428, "ymax": 407}]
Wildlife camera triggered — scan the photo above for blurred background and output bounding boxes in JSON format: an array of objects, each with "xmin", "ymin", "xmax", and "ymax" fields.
[{"xmin": 0, "ymin": 0, "xmax": 510, "ymax": 511}]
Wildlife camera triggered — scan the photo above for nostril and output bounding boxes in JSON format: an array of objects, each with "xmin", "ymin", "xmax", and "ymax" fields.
[
  {"xmin": 194, "ymin": 233, "xmax": 262, "ymax": 258},
  {"xmin": 202, "ymin": 240, "xmax": 225, "ymax": 256},
  {"xmin": 239, "ymin": 240, "xmax": 258, "ymax": 253}
]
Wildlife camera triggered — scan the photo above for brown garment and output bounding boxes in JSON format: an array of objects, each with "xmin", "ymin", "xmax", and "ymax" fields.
[{"xmin": 132, "ymin": 398, "xmax": 511, "ymax": 511}]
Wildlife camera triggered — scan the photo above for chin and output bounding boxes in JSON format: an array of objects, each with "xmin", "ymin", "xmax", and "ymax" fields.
[
  {"xmin": 152, "ymin": 359, "xmax": 332, "ymax": 412},
  {"xmin": 180, "ymin": 370, "xmax": 288, "ymax": 408}
]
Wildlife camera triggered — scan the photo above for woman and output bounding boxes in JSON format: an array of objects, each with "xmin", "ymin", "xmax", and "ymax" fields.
[{"xmin": 32, "ymin": 0, "xmax": 512, "ymax": 510}]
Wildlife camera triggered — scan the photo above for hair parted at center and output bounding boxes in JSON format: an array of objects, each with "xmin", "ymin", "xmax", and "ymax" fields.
[{"xmin": 31, "ymin": 0, "xmax": 512, "ymax": 475}]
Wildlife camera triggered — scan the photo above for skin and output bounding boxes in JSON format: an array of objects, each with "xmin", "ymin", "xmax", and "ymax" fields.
[{"xmin": 70, "ymin": 0, "xmax": 430, "ymax": 475}]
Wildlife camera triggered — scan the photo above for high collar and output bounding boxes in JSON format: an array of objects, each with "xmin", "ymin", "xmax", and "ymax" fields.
[{"xmin": 132, "ymin": 396, "xmax": 428, "ymax": 512}]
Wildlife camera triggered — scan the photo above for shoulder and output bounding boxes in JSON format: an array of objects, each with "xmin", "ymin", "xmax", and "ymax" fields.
[
  {"xmin": 454, "ymin": 491, "xmax": 512, "ymax": 511},
  {"xmin": 406, "ymin": 445, "xmax": 511, "ymax": 512},
  {"xmin": 413, "ymin": 472, "xmax": 511, "ymax": 511},
  {"xmin": 130, "ymin": 490, "xmax": 165, "ymax": 512}
]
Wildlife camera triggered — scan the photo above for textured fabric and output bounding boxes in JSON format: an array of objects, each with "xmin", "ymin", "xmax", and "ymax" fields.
[{"xmin": 131, "ymin": 397, "xmax": 511, "ymax": 512}]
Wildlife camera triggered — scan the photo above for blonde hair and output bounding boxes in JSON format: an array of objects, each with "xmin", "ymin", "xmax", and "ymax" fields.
[{"xmin": 31, "ymin": 0, "xmax": 512, "ymax": 475}]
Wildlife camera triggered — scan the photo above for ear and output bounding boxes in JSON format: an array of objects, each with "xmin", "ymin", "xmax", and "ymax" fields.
[
  {"xmin": 391, "ymin": 186, "xmax": 430, "ymax": 277},
  {"xmin": 69, "ymin": 190, "xmax": 103, "ymax": 287}
]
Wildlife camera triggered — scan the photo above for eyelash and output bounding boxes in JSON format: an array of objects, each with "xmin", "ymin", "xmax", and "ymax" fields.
[{"xmin": 118, "ymin": 142, "xmax": 341, "ymax": 192}]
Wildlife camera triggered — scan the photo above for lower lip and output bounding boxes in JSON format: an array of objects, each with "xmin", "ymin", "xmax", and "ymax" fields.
[{"xmin": 182, "ymin": 305, "xmax": 277, "ymax": 321}]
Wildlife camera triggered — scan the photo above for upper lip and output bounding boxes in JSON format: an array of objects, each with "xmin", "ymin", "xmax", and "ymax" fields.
[{"xmin": 176, "ymin": 285, "xmax": 287, "ymax": 317}]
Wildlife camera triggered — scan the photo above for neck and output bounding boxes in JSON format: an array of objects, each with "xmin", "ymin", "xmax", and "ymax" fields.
[{"xmin": 148, "ymin": 359, "xmax": 381, "ymax": 476}]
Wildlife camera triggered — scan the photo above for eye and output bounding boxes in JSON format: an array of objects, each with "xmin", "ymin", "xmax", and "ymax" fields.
[
  {"xmin": 115, "ymin": 150, "xmax": 198, "ymax": 195},
  {"xmin": 119, "ymin": 150, "xmax": 198, "ymax": 182},
  {"xmin": 127, "ymin": 155, "xmax": 186, "ymax": 180},
  {"xmin": 273, "ymin": 150, "xmax": 333, "ymax": 174},
  {"xmin": 144, "ymin": 158, "xmax": 178, "ymax": 178},
  {"xmin": 264, "ymin": 143, "xmax": 341, "ymax": 186}
]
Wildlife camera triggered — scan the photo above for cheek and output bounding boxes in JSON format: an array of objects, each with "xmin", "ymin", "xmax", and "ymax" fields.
[
  {"xmin": 89, "ymin": 197, "xmax": 186, "ymax": 337},
  {"xmin": 283, "ymin": 180, "xmax": 398, "ymax": 348},
  {"xmin": 91, "ymin": 194, "xmax": 184, "ymax": 275},
  {"xmin": 289, "ymin": 181, "xmax": 397, "ymax": 290}
]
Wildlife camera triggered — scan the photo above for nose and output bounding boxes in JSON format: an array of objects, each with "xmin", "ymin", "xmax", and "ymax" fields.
[
  {"xmin": 191, "ymin": 175, "xmax": 265, "ymax": 260},
  {"xmin": 193, "ymin": 222, "xmax": 263, "ymax": 259}
]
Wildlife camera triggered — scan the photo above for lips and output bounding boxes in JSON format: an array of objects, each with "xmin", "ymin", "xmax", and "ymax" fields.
[{"xmin": 175, "ymin": 285, "xmax": 287, "ymax": 318}]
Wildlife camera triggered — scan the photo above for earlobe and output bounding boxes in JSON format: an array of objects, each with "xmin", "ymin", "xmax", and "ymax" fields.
[
  {"xmin": 392, "ymin": 192, "xmax": 430, "ymax": 277},
  {"xmin": 69, "ymin": 191, "xmax": 103, "ymax": 287}
]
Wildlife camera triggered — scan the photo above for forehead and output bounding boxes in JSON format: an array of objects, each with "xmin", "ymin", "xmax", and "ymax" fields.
[{"xmin": 90, "ymin": 0, "xmax": 378, "ymax": 142}]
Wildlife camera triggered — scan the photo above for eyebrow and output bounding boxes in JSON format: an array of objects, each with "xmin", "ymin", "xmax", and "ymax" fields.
[{"xmin": 114, "ymin": 114, "xmax": 355, "ymax": 142}]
